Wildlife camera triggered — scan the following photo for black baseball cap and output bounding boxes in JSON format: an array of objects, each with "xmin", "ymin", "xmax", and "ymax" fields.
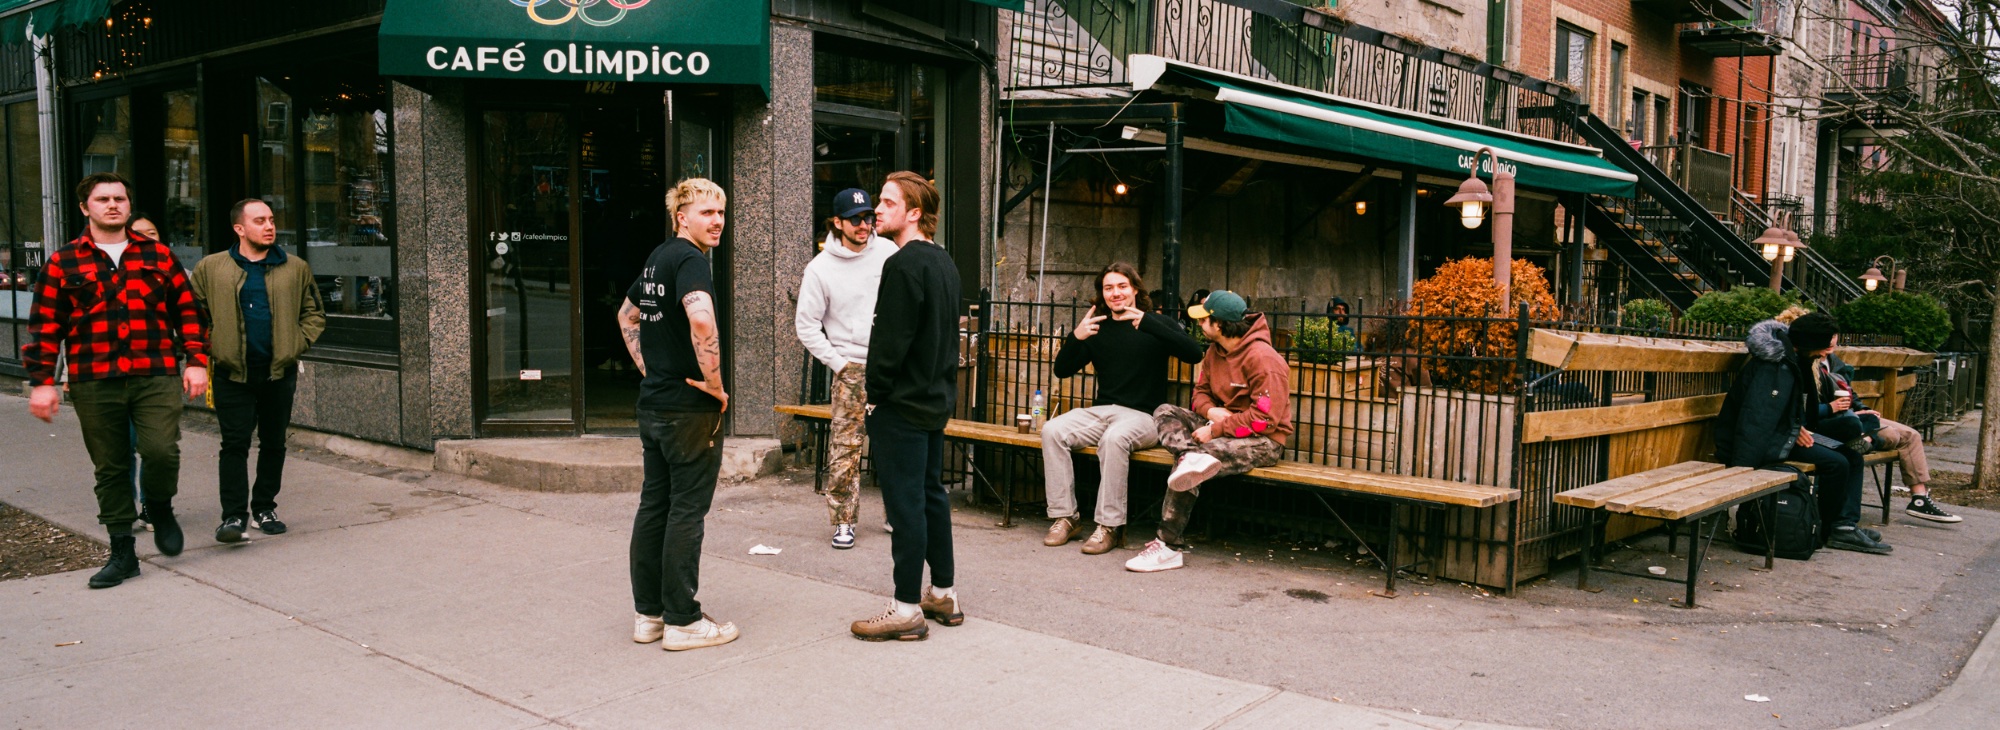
[{"xmin": 833, "ymin": 188, "xmax": 873, "ymax": 220}]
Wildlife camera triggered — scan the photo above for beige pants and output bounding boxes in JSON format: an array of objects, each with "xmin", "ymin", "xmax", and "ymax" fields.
[{"xmin": 1872, "ymin": 417, "xmax": 1930, "ymax": 487}]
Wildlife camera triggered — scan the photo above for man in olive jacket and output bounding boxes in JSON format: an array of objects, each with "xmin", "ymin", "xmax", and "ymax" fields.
[{"xmin": 189, "ymin": 199, "xmax": 326, "ymax": 543}]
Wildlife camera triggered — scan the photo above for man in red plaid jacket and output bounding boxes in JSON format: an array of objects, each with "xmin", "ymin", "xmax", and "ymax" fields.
[{"xmin": 23, "ymin": 172, "xmax": 210, "ymax": 589}]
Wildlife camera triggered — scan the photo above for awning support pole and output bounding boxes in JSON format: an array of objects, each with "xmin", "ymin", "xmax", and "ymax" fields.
[
  {"xmin": 1396, "ymin": 169, "xmax": 1418, "ymax": 301},
  {"xmin": 1162, "ymin": 113, "xmax": 1184, "ymax": 304},
  {"xmin": 1568, "ymin": 193, "xmax": 1586, "ymax": 305}
]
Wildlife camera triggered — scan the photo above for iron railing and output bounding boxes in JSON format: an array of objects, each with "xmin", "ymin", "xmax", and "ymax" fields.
[{"xmin": 1008, "ymin": 0, "xmax": 1582, "ymax": 146}]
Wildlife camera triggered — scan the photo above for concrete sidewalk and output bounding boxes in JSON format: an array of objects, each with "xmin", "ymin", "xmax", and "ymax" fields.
[
  {"xmin": 4, "ymin": 399, "xmax": 1998, "ymax": 729},
  {"xmin": 1, "ymin": 402, "xmax": 1501, "ymax": 730}
]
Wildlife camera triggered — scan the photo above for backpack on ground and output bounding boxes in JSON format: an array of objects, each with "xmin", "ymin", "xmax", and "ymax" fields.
[{"xmin": 1733, "ymin": 465, "xmax": 1819, "ymax": 560}]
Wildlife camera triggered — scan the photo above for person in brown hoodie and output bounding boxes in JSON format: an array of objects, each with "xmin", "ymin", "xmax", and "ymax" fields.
[{"xmin": 1127, "ymin": 290, "xmax": 1293, "ymax": 573}]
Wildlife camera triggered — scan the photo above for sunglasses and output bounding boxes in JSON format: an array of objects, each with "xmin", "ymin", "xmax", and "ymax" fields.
[{"xmin": 841, "ymin": 213, "xmax": 875, "ymax": 225}]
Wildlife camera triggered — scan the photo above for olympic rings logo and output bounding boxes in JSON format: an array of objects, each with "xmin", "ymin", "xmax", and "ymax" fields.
[{"xmin": 509, "ymin": 0, "xmax": 650, "ymax": 28}]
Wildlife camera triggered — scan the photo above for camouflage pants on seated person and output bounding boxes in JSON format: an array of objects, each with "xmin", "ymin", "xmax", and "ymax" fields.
[{"xmin": 1151, "ymin": 404, "xmax": 1281, "ymax": 546}]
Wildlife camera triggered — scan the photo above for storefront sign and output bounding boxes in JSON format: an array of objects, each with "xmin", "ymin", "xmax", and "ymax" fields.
[{"xmin": 378, "ymin": 0, "xmax": 771, "ymax": 93}]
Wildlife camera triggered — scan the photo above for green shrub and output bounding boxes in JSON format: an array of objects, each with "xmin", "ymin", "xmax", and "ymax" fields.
[
  {"xmin": 1683, "ymin": 288, "xmax": 1803, "ymax": 327},
  {"xmin": 1620, "ymin": 299, "xmax": 1673, "ymax": 331},
  {"xmin": 1833, "ymin": 291, "xmax": 1951, "ymax": 351},
  {"xmin": 1294, "ymin": 317, "xmax": 1358, "ymax": 365}
]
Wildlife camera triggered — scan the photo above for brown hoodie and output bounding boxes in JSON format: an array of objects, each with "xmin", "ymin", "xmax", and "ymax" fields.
[{"xmin": 1192, "ymin": 312, "xmax": 1295, "ymax": 446}]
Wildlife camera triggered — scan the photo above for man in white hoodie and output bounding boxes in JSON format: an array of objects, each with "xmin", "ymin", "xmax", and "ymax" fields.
[{"xmin": 796, "ymin": 188, "xmax": 896, "ymax": 549}]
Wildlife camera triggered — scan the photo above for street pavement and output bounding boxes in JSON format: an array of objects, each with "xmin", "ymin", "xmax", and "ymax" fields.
[{"xmin": 3, "ymin": 396, "xmax": 1998, "ymax": 729}]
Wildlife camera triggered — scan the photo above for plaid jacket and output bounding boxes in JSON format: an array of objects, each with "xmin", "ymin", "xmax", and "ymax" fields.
[{"xmin": 21, "ymin": 233, "xmax": 209, "ymax": 387}]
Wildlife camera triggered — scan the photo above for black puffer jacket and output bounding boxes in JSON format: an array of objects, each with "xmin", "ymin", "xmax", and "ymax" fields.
[{"xmin": 1715, "ymin": 319, "xmax": 1816, "ymax": 467}]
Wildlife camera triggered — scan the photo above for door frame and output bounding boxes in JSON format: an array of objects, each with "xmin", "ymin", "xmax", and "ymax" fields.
[{"xmin": 468, "ymin": 101, "xmax": 587, "ymax": 437}]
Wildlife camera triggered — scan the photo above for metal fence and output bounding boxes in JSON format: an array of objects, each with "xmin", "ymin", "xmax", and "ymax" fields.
[{"xmin": 1903, "ymin": 352, "xmax": 1983, "ymax": 437}]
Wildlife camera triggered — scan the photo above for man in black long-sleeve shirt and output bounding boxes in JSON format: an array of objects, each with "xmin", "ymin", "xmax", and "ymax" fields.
[
  {"xmin": 851, "ymin": 172, "xmax": 963, "ymax": 642},
  {"xmin": 1040, "ymin": 263, "xmax": 1203, "ymax": 555}
]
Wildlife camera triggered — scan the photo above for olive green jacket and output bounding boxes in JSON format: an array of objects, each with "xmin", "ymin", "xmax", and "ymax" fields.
[{"xmin": 190, "ymin": 248, "xmax": 326, "ymax": 382}]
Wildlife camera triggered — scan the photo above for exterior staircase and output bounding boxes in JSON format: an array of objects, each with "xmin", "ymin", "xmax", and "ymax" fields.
[{"xmin": 1569, "ymin": 111, "xmax": 1863, "ymax": 311}]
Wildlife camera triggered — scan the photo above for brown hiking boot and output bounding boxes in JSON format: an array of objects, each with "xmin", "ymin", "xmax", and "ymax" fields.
[
  {"xmin": 851, "ymin": 606, "xmax": 928, "ymax": 642},
  {"xmin": 1044, "ymin": 516, "xmax": 1085, "ymax": 547},
  {"xmin": 1080, "ymin": 525, "xmax": 1124, "ymax": 555},
  {"xmin": 919, "ymin": 591, "xmax": 964, "ymax": 626}
]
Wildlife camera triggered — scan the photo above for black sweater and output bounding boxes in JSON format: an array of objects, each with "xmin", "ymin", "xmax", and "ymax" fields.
[
  {"xmin": 1053, "ymin": 312, "xmax": 1205, "ymax": 413},
  {"xmin": 866, "ymin": 240, "xmax": 962, "ymax": 430}
]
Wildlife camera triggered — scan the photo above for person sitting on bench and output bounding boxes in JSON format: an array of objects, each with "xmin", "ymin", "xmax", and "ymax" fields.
[
  {"xmin": 1040, "ymin": 263, "xmax": 1204, "ymax": 555},
  {"xmin": 1126, "ymin": 290, "xmax": 1293, "ymax": 573},
  {"xmin": 1773, "ymin": 306, "xmax": 1960, "ymax": 524},
  {"xmin": 1716, "ymin": 312, "xmax": 1892, "ymax": 554}
]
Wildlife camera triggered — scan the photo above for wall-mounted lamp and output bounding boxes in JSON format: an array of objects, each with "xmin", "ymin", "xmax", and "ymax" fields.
[{"xmin": 1353, "ymin": 200, "xmax": 1367, "ymax": 216}]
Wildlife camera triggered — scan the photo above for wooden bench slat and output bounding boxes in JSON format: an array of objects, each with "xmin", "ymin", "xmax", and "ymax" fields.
[
  {"xmin": 1603, "ymin": 467, "xmax": 1755, "ymax": 513},
  {"xmin": 1553, "ymin": 462, "xmax": 1727, "ymax": 509},
  {"xmin": 775, "ymin": 404, "xmax": 1516, "ymax": 508},
  {"xmin": 1630, "ymin": 469, "xmax": 1799, "ymax": 520}
]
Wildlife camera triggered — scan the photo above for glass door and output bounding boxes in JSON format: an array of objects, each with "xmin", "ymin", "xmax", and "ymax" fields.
[{"xmin": 476, "ymin": 109, "xmax": 580, "ymax": 431}]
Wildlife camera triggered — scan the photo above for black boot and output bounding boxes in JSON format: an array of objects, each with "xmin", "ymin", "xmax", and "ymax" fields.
[
  {"xmin": 89, "ymin": 535, "xmax": 141, "ymax": 589},
  {"xmin": 147, "ymin": 502, "xmax": 183, "ymax": 557}
]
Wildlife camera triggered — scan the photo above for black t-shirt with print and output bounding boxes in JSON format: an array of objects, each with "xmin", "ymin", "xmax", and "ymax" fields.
[{"xmin": 627, "ymin": 238, "xmax": 721, "ymax": 412}]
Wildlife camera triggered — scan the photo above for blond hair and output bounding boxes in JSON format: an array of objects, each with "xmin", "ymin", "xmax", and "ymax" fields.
[
  {"xmin": 1773, "ymin": 305, "xmax": 1813, "ymax": 324},
  {"xmin": 666, "ymin": 177, "xmax": 726, "ymax": 216}
]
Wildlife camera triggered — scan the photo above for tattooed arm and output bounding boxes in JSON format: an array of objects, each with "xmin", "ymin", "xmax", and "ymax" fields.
[
  {"xmin": 617, "ymin": 297, "xmax": 646, "ymax": 376},
  {"xmin": 683, "ymin": 291, "xmax": 729, "ymax": 412}
]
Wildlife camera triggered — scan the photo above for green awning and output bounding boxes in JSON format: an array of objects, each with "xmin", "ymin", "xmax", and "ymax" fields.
[
  {"xmin": 0, "ymin": 0, "xmax": 114, "ymax": 43},
  {"xmin": 379, "ymin": 0, "xmax": 770, "ymax": 95},
  {"xmin": 1130, "ymin": 56, "xmax": 1637, "ymax": 198},
  {"xmin": 967, "ymin": 0, "xmax": 1026, "ymax": 10}
]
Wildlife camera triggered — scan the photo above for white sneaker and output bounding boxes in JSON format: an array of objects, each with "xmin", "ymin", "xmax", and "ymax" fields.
[
  {"xmin": 1168, "ymin": 453, "xmax": 1222, "ymax": 492},
  {"xmin": 661, "ymin": 614, "xmax": 740, "ymax": 651},
  {"xmin": 633, "ymin": 613, "xmax": 665, "ymax": 644},
  {"xmin": 832, "ymin": 523, "xmax": 857, "ymax": 550},
  {"xmin": 1124, "ymin": 539, "xmax": 1184, "ymax": 573}
]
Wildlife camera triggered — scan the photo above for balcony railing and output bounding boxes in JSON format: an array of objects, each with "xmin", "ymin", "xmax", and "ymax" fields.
[
  {"xmin": 1827, "ymin": 53, "xmax": 1937, "ymax": 107},
  {"xmin": 1007, "ymin": 0, "xmax": 1584, "ymax": 146}
]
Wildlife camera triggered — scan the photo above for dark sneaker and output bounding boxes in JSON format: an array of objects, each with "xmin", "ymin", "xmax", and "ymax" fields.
[
  {"xmin": 1906, "ymin": 496, "xmax": 1962, "ymax": 524},
  {"xmin": 215, "ymin": 517, "xmax": 247, "ymax": 544},
  {"xmin": 88, "ymin": 535, "xmax": 141, "ymax": 589},
  {"xmin": 1828, "ymin": 528, "xmax": 1892, "ymax": 555},
  {"xmin": 252, "ymin": 510, "xmax": 288, "ymax": 535},
  {"xmin": 147, "ymin": 503, "xmax": 183, "ymax": 556}
]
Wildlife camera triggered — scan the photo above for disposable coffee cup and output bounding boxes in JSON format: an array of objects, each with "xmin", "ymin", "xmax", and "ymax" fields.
[
  {"xmin": 1016, "ymin": 414, "xmax": 1033, "ymax": 433},
  {"xmin": 1834, "ymin": 390, "xmax": 1851, "ymax": 397}
]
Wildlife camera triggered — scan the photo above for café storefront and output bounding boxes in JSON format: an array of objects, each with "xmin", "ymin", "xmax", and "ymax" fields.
[{"xmin": 0, "ymin": 0, "xmax": 1002, "ymax": 447}]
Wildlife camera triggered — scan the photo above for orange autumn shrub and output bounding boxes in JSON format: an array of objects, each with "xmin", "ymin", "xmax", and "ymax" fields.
[{"xmin": 1405, "ymin": 257, "xmax": 1560, "ymax": 392}]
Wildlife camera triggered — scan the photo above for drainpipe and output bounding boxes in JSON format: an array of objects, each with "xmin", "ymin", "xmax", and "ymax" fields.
[{"xmin": 1161, "ymin": 109, "xmax": 1183, "ymax": 305}]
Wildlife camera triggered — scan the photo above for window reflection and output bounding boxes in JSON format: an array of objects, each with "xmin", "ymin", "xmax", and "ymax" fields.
[{"xmin": 259, "ymin": 74, "xmax": 395, "ymax": 324}]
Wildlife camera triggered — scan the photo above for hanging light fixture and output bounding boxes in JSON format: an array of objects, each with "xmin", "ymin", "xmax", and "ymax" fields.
[
  {"xmin": 1354, "ymin": 200, "xmax": 1367, "ymax": 215},
  {"xmin": 1444, "ymin": 176, "xmax": 1491, "ymax": 229},
  {"xmin": 1782, "ymin": 229, "xmax": 1805, "ymax": 263},
  {"xmin": 1753, "ymin": 226, "xmax": 1790, "ymax": 261},
  {"xmin": 1860, "ymin": 266, "xmax": 1886, "ymax": 291}
]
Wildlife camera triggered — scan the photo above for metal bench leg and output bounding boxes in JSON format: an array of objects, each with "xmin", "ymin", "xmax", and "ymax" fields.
[
  {"xmin": 1875, "ymin": 464, "xmax": 1891, "ymax": 525},
  {"xmin": 1763, "ymin": 493, "xmax": 1777, "ymax": 571},
  {"xmin": 1427, "ymin": 505, "xmax": 1445, "ymax": 583},
  {"xmin": 1382, "ymin": 504, "xmax": 1401, "ymax": 597},
  {"xmin": 1577, "ymin": 511, "xmax": 1599, "ymax": 591},
  {"xmin": 1682, "ymin": 514, "xmax": 1720, "ymax": 609},
  {"xmin": 1667, "ymin": 520, "xmax": 1678, "ymax": 556}
]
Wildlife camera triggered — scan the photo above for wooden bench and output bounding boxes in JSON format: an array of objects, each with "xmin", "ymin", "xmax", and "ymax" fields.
[
  {"xmin": 1555, "ymin": 461, "xmax": 1800, "ymax": 608},
  {"xmin": 776, "ymin": 403, "xmax": 1520, "ymax": 596},
  {"xmin": 1784, "ymin": 450, "xmax": 1903, "ymax": 525}
]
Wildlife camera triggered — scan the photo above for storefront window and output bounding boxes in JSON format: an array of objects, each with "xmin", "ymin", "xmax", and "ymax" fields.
[
  {"xmin": 256, "ymin": 72, "xmax": 396, "ymax": 350},
  {"xmin": 814, "ymin": 52, "xmax": 899, "ymax": 111},
  {"xmin": 76, "ymin": 96, "xmax": 133, "ymax": 177},
  {"xmin": 1, "ymin": 98, "xmax": 44, "ymax": 368},
  {"xmin": 161, "ymin": 88, "xmax": 202, "ymax": 267}
]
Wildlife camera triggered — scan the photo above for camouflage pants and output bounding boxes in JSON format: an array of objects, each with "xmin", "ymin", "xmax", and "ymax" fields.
[
  {"xmin": 824, "ymin": 363, "xmax": 867, "ymax": 525},
  {"xmin": 1151, "ymin": 404, "xmax": 1282, "ymax": 546}
]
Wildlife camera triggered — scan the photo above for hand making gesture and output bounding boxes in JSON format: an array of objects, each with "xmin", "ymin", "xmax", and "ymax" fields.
[
  {"xmin": 1109, "ymin": 303, "xmax": 1145, "ymax": 329},
  {"xmin": 1073, "ymin": 305, "xmax": 1108, "ymax": 340}
]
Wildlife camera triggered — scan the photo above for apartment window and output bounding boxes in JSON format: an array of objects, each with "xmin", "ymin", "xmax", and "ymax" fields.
[
  {"xmin": 1629, "ymin": 90, "xmax": 1647, "ymax": 142},
  {"xmin": 1608, "ymin": 43, "xmax": 1627, "ymax": 127},
  {"xmin": 1680, "ymin": 83, "xmax": 1712, "ymax": 147},
  {"xmin": 1653, "ymin": 97, "xmax": 1670, "ymax": 147},
  {"xmin": 1555, "ymin": 24, "xmax": 1594, "ymax": 93}
]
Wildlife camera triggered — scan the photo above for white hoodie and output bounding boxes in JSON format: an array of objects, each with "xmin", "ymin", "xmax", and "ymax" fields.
[{"xmin": 795, "ymin": 232, "xmax": 896, "ymax": 372}]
